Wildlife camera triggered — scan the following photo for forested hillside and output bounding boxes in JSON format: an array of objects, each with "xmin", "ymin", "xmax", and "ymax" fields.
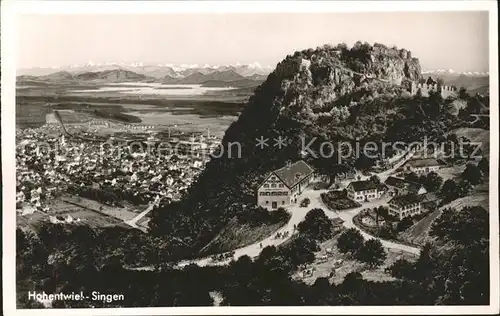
[{"xmin": 149, "ymin": 42, "xmax": 471, "ymax": 258}]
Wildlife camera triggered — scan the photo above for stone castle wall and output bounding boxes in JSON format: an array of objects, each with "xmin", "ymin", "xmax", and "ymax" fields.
[{"xmin": 409, "ymin": 81, "xmax": 457, "ymax": 98}]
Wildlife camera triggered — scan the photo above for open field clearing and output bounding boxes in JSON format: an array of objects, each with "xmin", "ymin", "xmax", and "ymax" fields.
[
  {"xmin": 60, "ymin": 195, "xmax": 140, "ymax": 221},
  {"xmin": 292, "ymin": 234, "xmax": 419, "ymax": 286},
  {"xmin": 46, "ymin": 110, "xmax": 93, "ymax": 124},
  {"xmin": 16, "ymin": 199, "xmax": 124, "ymax": 231},
  {"xmin": 436, "ymin": 164, "xmax": 465, "ymax": 181},
  {"xmin": 127, "ymin": 111, "xmax": 236, "ymax": 136},
  {"xmin": 398, "ymin": 209, "xmax": 442, "ymax": 245},
  {"xmin": 199, "ymin": 218, "xmax": 290, "ymax": 255},
  {"xmin": 16, "ymin": 102, "xmax": 50, "ymax": 128}
]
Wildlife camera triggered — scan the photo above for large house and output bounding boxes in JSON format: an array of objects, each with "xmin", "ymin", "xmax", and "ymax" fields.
[
  {"xmin": 384, "ymin": 176, "xmax": 427, "ymax": 196},
  {"xmin": 404, "ymin": 158, "xmax": 441, "ymax": 175},
  {"xmin": 388, "ymin": 193, "xmax": 438, "ymax": 220},
  {"xmin": 346, "ymin": 180, "xmax": 387, "ymax": 202},
  {"xmin": 257, "ymin": 160, "xmax": 314, "ymax": 210}
]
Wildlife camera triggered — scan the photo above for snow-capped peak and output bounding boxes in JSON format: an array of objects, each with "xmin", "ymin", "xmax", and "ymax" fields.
[
  {"xmin": 20, "ymin": 62, "xmax": 275, "ymax": 78},
  {"xmin": 422, "ymin": 68, "xmax": 489, "ymax": 77},
  {"xmin": 422, "ymin": 68, "xmax": 455, "ymax": 74}
]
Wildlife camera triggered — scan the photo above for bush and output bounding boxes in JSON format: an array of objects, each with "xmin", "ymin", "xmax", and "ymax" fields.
[
  {"xmin": 397, "ymin": 217, "xmax": 413, "ymax": 232},
  {"xmin": 355, "ymin": 239, "xmax": 387, "ymax": 268},
  {"xmin": 300, "ymin": 198, "xmax": 311, "ymax": 207},
  {"xmin": 297, "ymin": 208, "xmax": 333, "ymax": 241},
  {"xmin": 321, "ymin": 191, "xmax": 361, "ymax": 211},
  {"xmin": 337, "ymin": 228, "xmax": 364, "ymax": 254}
]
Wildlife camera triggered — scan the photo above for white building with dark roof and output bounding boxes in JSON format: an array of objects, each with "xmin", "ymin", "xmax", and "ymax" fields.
[
  {"xmin": 384, "ymin": 176, "xmax": 427, "ymax": 196},
  {"xmin": 404, "ymin": 158, "xmax": 441, "ymax": 175},
  {"xmin": 346, "ymin": 180, "xmax": 387, "ymax": 202},
  {"xmin": 257, "ymin": 160, "xmax": 314, "ymax": 210},
  {"xmin": 388, "ymin": 193, "xmax": 438, "ymax": 220}
]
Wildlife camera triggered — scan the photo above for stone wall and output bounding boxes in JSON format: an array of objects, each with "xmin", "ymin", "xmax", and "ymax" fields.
[{"xmin": 409, "ymin": 81, "xmax": 457, "ymax": 98}]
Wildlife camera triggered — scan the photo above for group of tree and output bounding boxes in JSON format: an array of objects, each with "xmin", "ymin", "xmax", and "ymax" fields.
[
  {"xmin": 386, "ymin": 205, "xmax": 489, "ymax": 304},
  {"xmin": 439, "ymin": 157, "xmax": 488, "ymax": 204},
  {"xmin": 297, "ymin": 208, "xmax": 335, "ymax": 242},
  {"xmin": 440, "ymin": 178, "xmax": 473, "ymax": 204},
  {"xmin": 462, "ymin": 158, "xmax": 488, "ymax": 185},
  {"xmin": 17, "ymin": 203, "xmax": 489, "ymax": 308},
  {"xmin": 405, "ymin": 171, "xmax": 443, "ymax": 192},
  {"xmin": 337, "ymin": 228, "xmax": 387, "ymax": 268}
]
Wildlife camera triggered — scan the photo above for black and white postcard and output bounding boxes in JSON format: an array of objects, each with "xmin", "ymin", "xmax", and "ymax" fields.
[{"xmin": 1, "ymin": 1, "xmax": 498, "ymax": 315}]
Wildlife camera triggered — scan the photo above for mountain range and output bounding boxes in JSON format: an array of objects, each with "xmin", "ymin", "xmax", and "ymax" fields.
[
  {"xmin": 17, "ymin": 62, "xmax": 273, "ymax": 79},
  {"xmin": 17, "ymin": 63, "xmax": 489, "ymax": 93},
  {"xmin": 16, "ymin": 63, "xmax": 272, "ymax": 87},
  {"xmin": 421, "ymin": 69, "xmax": 489, "ymax": 95},
  {"xmin": 16, "ymin": 68, "xmax": 269, "ymax": 88}
]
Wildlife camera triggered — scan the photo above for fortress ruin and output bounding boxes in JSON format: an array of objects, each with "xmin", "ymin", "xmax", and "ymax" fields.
[{"xmin": 409, "ymin": 76, "xmax": 457, "ymax": 98}]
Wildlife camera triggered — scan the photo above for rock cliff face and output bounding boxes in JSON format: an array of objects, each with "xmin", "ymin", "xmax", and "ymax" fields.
[{"xmin": 222, "ymin": 42, "xmax": 423, "ymax": 142}]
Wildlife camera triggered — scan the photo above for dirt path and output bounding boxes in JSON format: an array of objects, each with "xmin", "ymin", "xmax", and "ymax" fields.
[{"xmin": 124, "ymin": 196, "xmax": 161, "ymax": 229}]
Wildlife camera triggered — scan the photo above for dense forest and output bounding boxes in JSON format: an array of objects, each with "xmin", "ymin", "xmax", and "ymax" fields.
[{"xmin": 17, "ymin": 205, "xmax": 489, "ymax": 307}]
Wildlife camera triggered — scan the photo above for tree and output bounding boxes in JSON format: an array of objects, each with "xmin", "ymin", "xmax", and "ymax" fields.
[
  {"xmin": 413, "ymin": 243, "xmax": 437, "ymax": 284},
  {"xmin": 373, "ymin": 206, "xmax": 388, "ymax": 226},
  {"xmin": 337, "ymin": 228, "xmax": 364, "ymax": 254},
  {"xmin": 478, "ymin": 157, "xmax": 489, "ymax": 175},
  {"xmin": 340, "ymin": 271, "xmax": 364, "ymax": 293},
  {"xmin": 461, "ymin": 163, "xmax": 483, "ymax": 185},
  {"xmin": 356, "ymin": 239, "xmax": 387, "ymax": 268},
  {"xmin": 458, "ymin": 87, "xmax": 468, "ymax": 100},
  {"xmin": 354, "ymin": 154, "xmax": 375, "ymax": 171},
  {"xmin": 370, "ymin": 175, "xmax": 381, "ymax": 184},
  {"xmin": 422, "ymin": 171, "xmax": 443, "ymax": 192},
  {"xmin": 387, "ymin": 258, "xmax": 415, "ymax": 279},
  {"xmin": 397, "ymin": 217, "xmax": 413, "ymax": 232},
  {"xmin": 297, "ymin": 208, "xmax": 333, "ymax": 241},
  {"xmin": 440, "ymin": 179, "xmax": 459, "ymax": 202},
  {"xmin": 405, "ymin": 172, "xmax": 420, "ymax": 184},
  {"xmin": 430, "ymin": 206, "xmax": 488, "ymax": 244},
  {"xmin": 378, "ymin": 222, "xmax": 396, "ymax": 239},
  {"xmin": 457, "ymin": 180, "xmax": 473, "ymax": 197},
  {"xmin": 283, "ymin": 235, "xmax": 318, "ymax": 267}
]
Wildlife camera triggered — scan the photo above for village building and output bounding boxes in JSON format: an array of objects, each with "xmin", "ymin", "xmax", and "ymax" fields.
[
  {"xmin": 404, "ymin": 158, "xmax": 441, "ymax": 175},
  {"xmin": 332, "ymin": 170, "xmax": 357, "ymax": 184},
  {"xmin": 384, "ymin": 176, "xmax": 427, "ymax": 196},
  {"xmin": 257, "ymin": 160, "xmax": 314, "ymax": 210},
  {"xmin": 388, "ymin": 193, "xmax": 438, "ymax": 220},
  {"xmin": 346, "ymin": 180, "xmax": 387, "ymax": 202},
  {"xmin": 388, "ymin": 194, "xmax": 424, "ymax": 220}
]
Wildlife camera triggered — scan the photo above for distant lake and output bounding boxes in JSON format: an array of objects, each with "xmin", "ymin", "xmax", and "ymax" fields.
[{"xmin": 71, "ymin": 83, "xmax": 237, "ymax": 96}]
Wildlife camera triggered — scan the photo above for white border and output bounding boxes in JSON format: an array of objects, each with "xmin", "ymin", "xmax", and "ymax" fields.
[{"xmin": 2, "ymin": 1, "xmax": 499, "ymax": 315}]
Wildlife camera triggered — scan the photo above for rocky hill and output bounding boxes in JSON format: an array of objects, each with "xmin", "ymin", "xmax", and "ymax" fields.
[
  {"xmin": 17, "ymin": 69, "xmax": 155, "ymax": 84},
  {"xmin": 73, "ymin": 69, "xmax": 154, "ymax": 82},
  {"xmin": 149, "ymin": 42, "xmax": 434, "ymax": 257}
]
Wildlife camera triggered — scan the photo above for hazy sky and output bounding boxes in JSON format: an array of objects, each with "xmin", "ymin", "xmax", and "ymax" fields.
[{"xmin": 17, "ymin": 11, "xmax": 489, "ymax": 71}]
